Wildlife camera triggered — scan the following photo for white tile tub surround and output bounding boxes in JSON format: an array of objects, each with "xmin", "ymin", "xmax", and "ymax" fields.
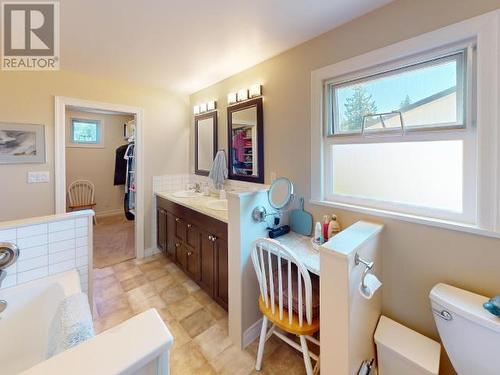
[{"xmin": 0, "ymin": 210, "xmax": 93, "ymax": 294}]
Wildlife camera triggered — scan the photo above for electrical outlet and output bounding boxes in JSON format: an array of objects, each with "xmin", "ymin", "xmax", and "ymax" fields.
[{"xmin": 28, "ymin": 171, "xmax": 50, "ymax": 183}]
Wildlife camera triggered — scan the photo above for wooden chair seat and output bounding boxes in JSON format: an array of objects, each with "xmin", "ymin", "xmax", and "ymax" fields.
[{"xmin": 259, "ymin": 297, "xmax": 319, "ymax": 336}]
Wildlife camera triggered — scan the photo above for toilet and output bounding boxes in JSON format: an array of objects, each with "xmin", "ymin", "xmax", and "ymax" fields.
[
  {"xmin": 429, "ymin": 283, "xmax": 500, "ymax": 375},
  {"xmin": 374, "ymin": 316, "xmax": 440, "ymax": 375}
]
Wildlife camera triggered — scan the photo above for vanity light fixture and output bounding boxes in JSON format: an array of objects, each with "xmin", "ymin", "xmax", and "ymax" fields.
[
  {"xmin": 227, "ymin": 92, "xmax": 237, "ymax": 104},
  {"xmin": 237, "ymin": 88, "xmax": 248, "ymax": 102},
  {"xmin": 249, "ymin": 84, "xmax": 262, "ymax": 98},
  {"xmin": 207, "ymin": 100, "xmax": 216, "ymax": 111},
  {"xmin": 193, "ymin": 105, "xmax": 200, "ymax": 115},
  {"xmin": 199, "ymin": 102, "xmax": 208, "ymax": 113}
]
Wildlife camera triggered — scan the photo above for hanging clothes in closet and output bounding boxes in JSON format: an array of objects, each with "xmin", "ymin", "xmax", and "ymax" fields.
[{"xmin": 123, "ymin": 143, "xmax": 135, "ymax": 221}]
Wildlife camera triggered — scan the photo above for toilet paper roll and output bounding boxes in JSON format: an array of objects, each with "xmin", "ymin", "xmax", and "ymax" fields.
[{"xmin": 359, "ymin": 273, "xmax": 382, "ymax": 299}]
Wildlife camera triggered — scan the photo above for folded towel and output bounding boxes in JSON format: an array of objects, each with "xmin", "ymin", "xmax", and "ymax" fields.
[
  {"xmin": 46, "ymin": 292, "xmax": 94, "ymax": 358},
  {"xmin": 208, "ymin": 150, "xmax": 228, "ymax": 189}
]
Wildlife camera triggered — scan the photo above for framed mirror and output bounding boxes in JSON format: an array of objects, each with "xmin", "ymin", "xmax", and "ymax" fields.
[
  {"xmin": 227, "ymin": 97, "xmax": 264, "ymax": 183},
  {"xmin": 195, "ymin": 111, "xmax": 217, "ymax": 176}
]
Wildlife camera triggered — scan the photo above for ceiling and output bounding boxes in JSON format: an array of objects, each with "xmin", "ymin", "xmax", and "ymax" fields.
[{"xmin": 61, "ymin": 0, "xmax": 393, "ymax": 94}]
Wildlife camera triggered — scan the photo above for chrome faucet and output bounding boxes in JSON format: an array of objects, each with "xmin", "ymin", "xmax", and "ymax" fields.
[
  {"xmin": 194, "ymin": 183, "xmax": 202, "ymax": 193},
  {"xmin": 0, "ymin": 242, "xmax": 19, "ymax": 288}
]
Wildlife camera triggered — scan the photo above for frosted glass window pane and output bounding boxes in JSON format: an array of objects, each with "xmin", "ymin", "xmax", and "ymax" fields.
[
  {"xmin": 331, "ymin": 141, "xmax": 463, "ymax": 212},
  {"xmin": 72, "ymin": 120, "xmax": 99, "ymax": 144}
]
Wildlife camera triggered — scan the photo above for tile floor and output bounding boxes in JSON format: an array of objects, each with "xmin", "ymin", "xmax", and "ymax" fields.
[
  {"xmin": 92, "ymin": 254, "xmax": 309, "ymax": 375},
  {"xmin": 93, "ymin": 214, "xmax": 135, "ymax": 269}
]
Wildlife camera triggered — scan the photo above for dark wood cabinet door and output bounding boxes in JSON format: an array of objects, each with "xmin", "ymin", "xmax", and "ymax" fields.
[
  {"xmin": 214, "ymin": 237, "xmax": 228, "ymax": 309},
  {"xmin": 199, "ymin": 232, "xmax": 215, "ymax": 295},
  {"xmin": 186, "ymin": 223, "xmax": 200, "ymax": 249},
  {"xmin": 165, "ymin": 211, "xmax": 176, "ymax": 259},
  {"xmin": 174, "ymin": 216, "xmax": 186, "ymax": 242},
  {"xmin": 156, "ymin": 208, "xmax": 167, "ymax": 253},
  {"xmin": 186, "ymin": 244, "xmax": 201, "ymax": 282},
  {"xmin": 175, "ymin": 242, "xmax": 187, "ymax": 270}
]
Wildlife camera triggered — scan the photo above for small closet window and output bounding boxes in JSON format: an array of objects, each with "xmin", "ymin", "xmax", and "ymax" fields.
[{"xmin": 69, "ymin": 118, "xmax": 103, "ymax": 147}]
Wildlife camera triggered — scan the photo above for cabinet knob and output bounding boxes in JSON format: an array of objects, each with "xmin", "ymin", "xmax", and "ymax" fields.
[
  {"xmin": 208, "ymin": 235, "xmax": 213, "ymax": 241},
  {"xmin": 187, "ymin": 224, "xmax": 192, "ymax": 228},
  {"xmin": 175, "ymin": 218, "xmax": 180, "ymax": 222},
  {"xmin": 175, "ymin": 243, "xmax": 180, "ymax": 248},
  {"xmin": 211, "ymin": 235, "xmax": 217, "ymax": 242},
  {"xmin": 187, "ymin": 251, "xmax": 193, "ymax": 256}
]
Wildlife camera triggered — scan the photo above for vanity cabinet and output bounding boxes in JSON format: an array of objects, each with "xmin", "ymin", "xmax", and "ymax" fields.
[{"xmin": 156, "ymin": 196, "xmax": 228, "ymax": 309}]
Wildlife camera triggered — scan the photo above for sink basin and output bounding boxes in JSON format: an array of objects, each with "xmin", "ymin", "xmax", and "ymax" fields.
[
  {"xmin": 172, "ymin": 190, "xmax": 203, "ymax": 198},
  {"xmin": 205, "ymin": 199, "xmax": 228, "ymax": 211}
]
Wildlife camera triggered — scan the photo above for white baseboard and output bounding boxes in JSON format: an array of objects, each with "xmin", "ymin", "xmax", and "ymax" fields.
[
  {"xmin": 243, "ymin": 318, "xmax": 263, "ymax": 348},
  {"xmin": 95, "ymin": 209, "xmax": 123, "ymax": 218},
  {"xmin": 144, "ymin": 246, "xmax": 161, "ymax": 258}
]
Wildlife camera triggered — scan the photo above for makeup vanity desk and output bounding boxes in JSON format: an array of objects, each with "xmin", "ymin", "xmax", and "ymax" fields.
[{"xmin": 273, "ymin": 231, "xmax": 320, "ymax": 276}]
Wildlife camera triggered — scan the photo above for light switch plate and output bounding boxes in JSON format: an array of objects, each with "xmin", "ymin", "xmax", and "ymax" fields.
[{"xmin": 28, "ymin": 171, "xmax": 50, "ymax": 183}]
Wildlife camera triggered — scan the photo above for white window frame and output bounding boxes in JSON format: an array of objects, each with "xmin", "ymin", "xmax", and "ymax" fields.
[
  {"xmin": 67, "ymin": 118, "xmax": 104, "ymax": 148},
  {"xmin": 311, "ymin": 10, "xmax": 500, "ymax": 236}
]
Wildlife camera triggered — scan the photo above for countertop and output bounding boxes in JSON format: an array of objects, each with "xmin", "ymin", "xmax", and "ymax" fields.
[
  {"xmin": 156, "ymin": 191, "xmax": 228, "ymax": 223},
  {"xmin": 273, "ymin": 231, "xmax": 320, "ymax": 275}
]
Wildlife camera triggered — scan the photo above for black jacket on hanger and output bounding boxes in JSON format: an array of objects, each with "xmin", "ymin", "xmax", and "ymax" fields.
[{"xmin": 114, "ymin": 144, "xmax": 128, "ymax": 185}]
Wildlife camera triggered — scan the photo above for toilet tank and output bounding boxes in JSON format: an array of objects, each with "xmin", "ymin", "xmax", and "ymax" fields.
[
  {"xmin": 430, "ymin": 283, "xmax": 500, "ymax": 375},
  {"xmin": 374, "ymin": 316, "xmax": 440, "ymax": 375}
]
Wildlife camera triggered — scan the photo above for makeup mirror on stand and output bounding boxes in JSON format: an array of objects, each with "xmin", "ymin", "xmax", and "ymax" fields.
[{"xmin": 252, "ymin": 177, "xmax": 294, "ymax": 227}]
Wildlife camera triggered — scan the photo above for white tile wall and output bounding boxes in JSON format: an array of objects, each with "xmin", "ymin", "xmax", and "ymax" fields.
[
  {"xmin": 0, "ymin": 215, "xmax": 91, "ymax": 293},
  {"xmin": 152, "ymin": 173, "xmax": 266, "ymax": 194}
]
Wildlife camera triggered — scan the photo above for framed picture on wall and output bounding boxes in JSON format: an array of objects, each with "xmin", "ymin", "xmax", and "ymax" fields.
[{"xmin": 0, "ymin": 123, "xmax": 46, "ymax": 164}]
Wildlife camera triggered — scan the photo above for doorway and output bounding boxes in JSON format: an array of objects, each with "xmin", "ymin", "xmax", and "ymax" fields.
[{"xmin": 54, "ymin": 97, "xmax": 145, "ymax": 273}]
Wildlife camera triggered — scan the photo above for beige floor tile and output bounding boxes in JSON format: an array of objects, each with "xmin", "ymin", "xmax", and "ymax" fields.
[
  {"xmin": 145, "ymin": 267, "xmax": 170, "ymax": 281},
  {"xmin": 120, "ymin": 274, "xmax": 149, "ymax": 292},
  {"xmin": 191, "ymin": 289, "xmax": 213, "ymax": 306},
  {"xmin": 152, "ymin": 273, "xmax": 177, "ymax": 293},
  {"xmin": 160, "ymin": 284, "xmax": 189, "ymax": 305},
  {"xmin": 210, "ymin": 345, "xmax": 256, "ymax": 375},
  {"xmin": 179, "ymin": 308, "xmax": 215, "ymax": 338},
  {"xmin": 245, "ymin": 334, "xmax": 283, "ymax": 362},
  {"xmin": 112, "ymin": 259, "xmax": 137, "ymax": 273},
  {"xmin": 194, "ymin": 324, "xmax": 232, "ymax": 361},
  {"xmin": 114, "ymin": 266, "xmax": 143, "ymax": 282},
  {"xmin": 164, "ymin": 320, "xmax": 191, "ymax": 349},
  {"xmin": 157, "ymin": 307, "xmax": 175, "ymax": 323},
  {"xmin": 259, "ymin": 344, "xmax": 307, "ymax": 375},
  {"xmin": 170, "ymin": 341, "xmax": 207, "ymax": 374},
  {"xmin": 94, "ymin": 281, "xmax": 124, "ymax": 303},
  {"xmin": 94, "ymin": 307, "xmax": 136, "ymax": 333},
  {"xmin": 205, "ymin": 301, "xmax": 227, "ymax": 320},
  {"xmin": 96, "ymin": 294, "xmax": 130, "ymax": 317},
  {"xmin": 129, "ymin": 294, "xmax": 167, "ymax": 314},
  {"xmin": 93, "ymin": 274, "xmax": 118, "ymax": 289},
  {"xmin": 183, "ymin": 278, "xmax": 201, "ymax": 292},
  {"xmin": 168, "ymin": 295, "xmax": 203, "ymax": 320},
  {"xmin": 190, "ymin": 363, "xmax": 218, "ymax": 375},
  {"xmin": 138, "ymin": 259, "xmax": 165, "ymax": 273},
  {"xmin": 126, "ymin": 283, "xmax": 157, "ymax": 305},
  {"xmin": 94, "ymin": 266, "xmax": 114, "ymax": 279}
]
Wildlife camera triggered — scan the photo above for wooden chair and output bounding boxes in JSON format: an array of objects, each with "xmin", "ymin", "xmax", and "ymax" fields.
[
  {"xmin": 68, "ymin": 180, "xmax": 97, "ymax": 224},
  {"xmin": 251, "ymin": 238, "xmax": 320, "ymax": 374}
]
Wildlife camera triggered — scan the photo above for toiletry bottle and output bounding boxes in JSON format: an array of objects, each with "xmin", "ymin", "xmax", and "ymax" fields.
[
  {"xmin": 322, "ymin": 215, "xmax": 330, "ymax": 241},
  {"xmin": 327, "ymin": 215, "xmax": 341, "ymax": 238},
  {"xmin": 314, "ymin": 222, "xmax": 322, "ymax": 244}
]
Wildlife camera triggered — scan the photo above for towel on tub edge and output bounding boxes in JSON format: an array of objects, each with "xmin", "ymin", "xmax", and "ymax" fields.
[{"xmin": 46, "ymin": 292, "xmax": 95, "ymax": 358}]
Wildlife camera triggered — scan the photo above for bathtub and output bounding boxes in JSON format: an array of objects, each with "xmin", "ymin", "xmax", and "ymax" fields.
[{"xmin": 0, "ymin": 270, "xmax": 173, "ymax": 375}]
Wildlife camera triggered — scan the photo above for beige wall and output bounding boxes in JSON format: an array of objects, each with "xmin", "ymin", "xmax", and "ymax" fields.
[
  {"xmin": 0, "ymin": 69, "xmax": 189, "ymax": 250},
  {"xmin": 190, "ymin": 1, "xmax": 500, "ymax": 373},
  {"xmin": 65, "ymin": 110, "xmax": 134, "ymax": 215}
]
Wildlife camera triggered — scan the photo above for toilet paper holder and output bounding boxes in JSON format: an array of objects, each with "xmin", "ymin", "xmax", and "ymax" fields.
[{"xmin": 355, "ymin": 253, "xmax": 374, "ymax": 290}]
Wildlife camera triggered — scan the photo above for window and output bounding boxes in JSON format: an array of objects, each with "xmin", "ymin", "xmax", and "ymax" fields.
[
  {"xmin": 320, "ymin": 45, "xmax": 476, "ymax": 223},
  {"xmin": 327, "ymin": 51, "xmax": 466, "ymax": 135},
  {"xmin": 70, "ymin": 119, "xmax": 103, "ymax": 147}
]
